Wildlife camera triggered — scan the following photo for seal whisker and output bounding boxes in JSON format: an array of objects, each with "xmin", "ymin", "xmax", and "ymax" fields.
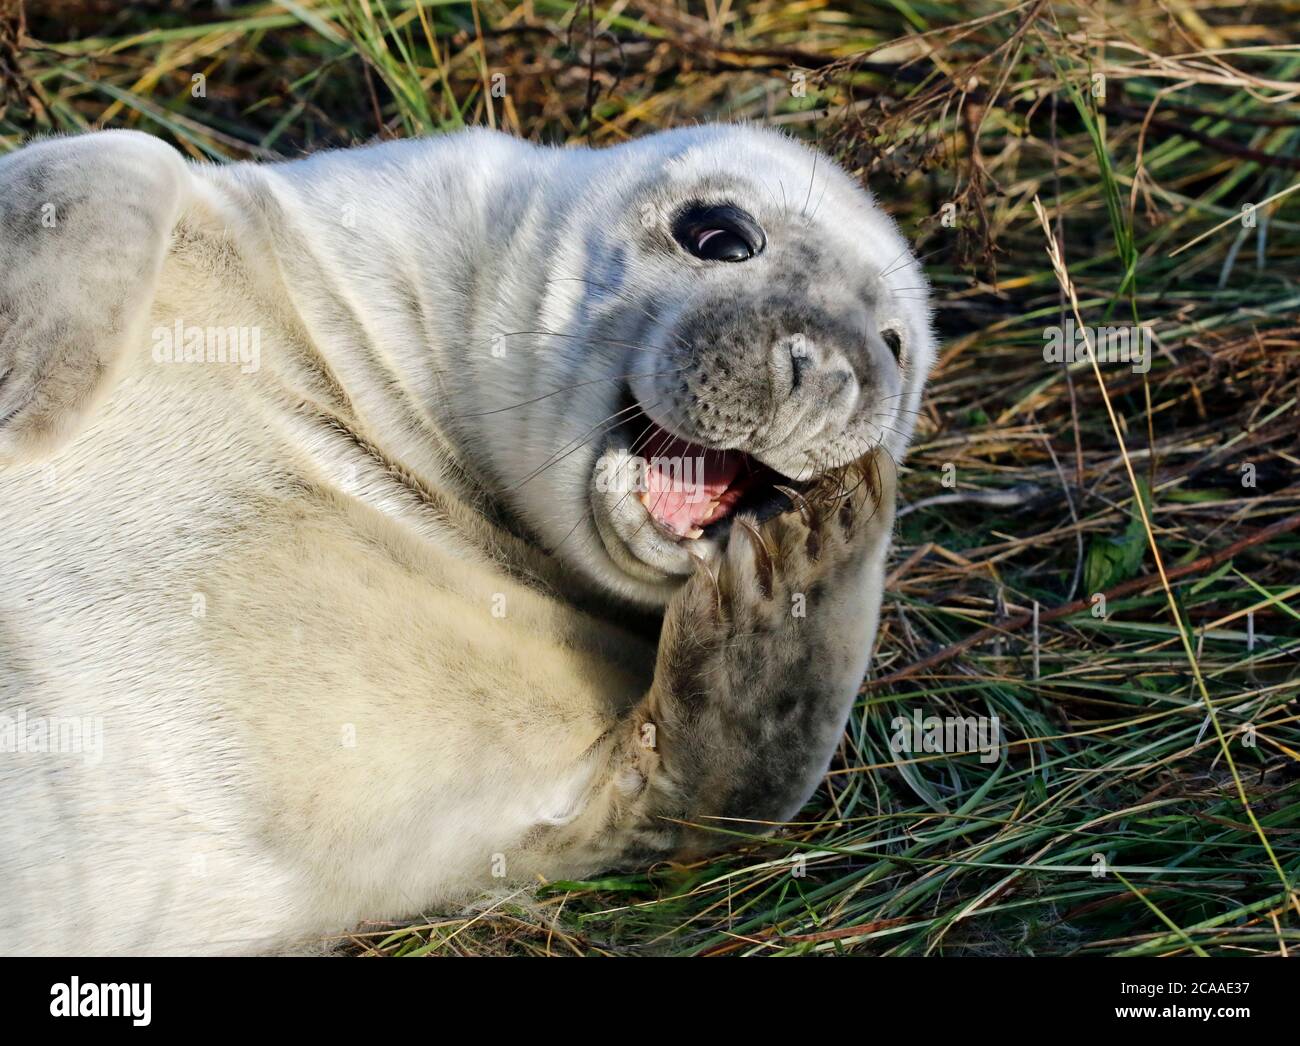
[
  {"xmin": 452, "ymin": 368, "xmax": 687, "ymax": 419},
  {"xmin": 544, "ymin": 276, "xmax": 690, "ymax": 351},
  {"xmin": 800, "ymin": 149, "xmax": 819, "ymax": 219},
  {"xmin": 881, "ymin": 244, "xmax": 945, "ymax": 280},
  {"xmin": 511, "ymin": 397, "xmax": 661, "ymax": 492},
  {"xmin": 546, "ymin": 404, "xmax": 682, "ymax": 556},
  {"xmin": 757, "ymin": 177, "xmax": 785, "ymax": 221},
  {"xmin": 625, "ymin": 425, "xmax": 689, "ymax": 542},
  {"xmin": 874, "ymin": 243, "xmax": 914, "ymax": 282},
  {"xmin": 806, "ymin": 180, "xmax": 831, "ymax": 225},
  {"xmin": 491, "ymin": 329, "xmax": 683, "ymax": 358},
  {"xmin": 872, "ymin": 421, "xmax": 912, "ymax": 441}
]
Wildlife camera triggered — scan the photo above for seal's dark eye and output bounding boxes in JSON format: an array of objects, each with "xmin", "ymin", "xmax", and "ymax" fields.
[
  {"xmin": 673, "ymin": 204, "xmax": 765, "ymax": 263},
  {"xmin": 882, "ymin": 328, "xmax": 903, "ymax": 360},
  {"xmin": 693, "ymin": 227, "xmax": 752, "ymax": 262}
]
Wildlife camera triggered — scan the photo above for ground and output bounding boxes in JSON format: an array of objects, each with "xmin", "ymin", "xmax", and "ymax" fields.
[{"xmin": 3, "ymin": 0, "xmax": 1297, "ymax": 956}]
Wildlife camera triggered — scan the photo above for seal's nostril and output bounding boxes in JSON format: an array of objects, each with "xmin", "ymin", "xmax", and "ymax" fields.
[{"xmin": 790, "ymin": 346, "xmax": 813, "ymax": 391}]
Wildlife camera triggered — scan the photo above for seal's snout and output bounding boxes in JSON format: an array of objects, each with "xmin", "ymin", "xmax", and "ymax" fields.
[
  {"xmin": 630, "ymin": 291, "xmax": 893, "ymax": 475},
  {"xmin": 766, "ymin": 333, "xmax": 860, "ymax": 449},
  {"xmin": 778, "ymin": 333, "xmax": 856, "ymax": 399}
]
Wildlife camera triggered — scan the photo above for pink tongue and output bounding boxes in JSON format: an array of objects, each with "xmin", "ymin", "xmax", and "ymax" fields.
[{"xmin": 640, "ymin": 428, "xmax": 744, "ymax": 537}]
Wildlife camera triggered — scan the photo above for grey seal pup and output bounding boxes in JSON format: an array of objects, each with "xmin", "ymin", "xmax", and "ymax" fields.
[{"xmin": 0, "ymin": 124, "xmax": 934, "ymax": 953}]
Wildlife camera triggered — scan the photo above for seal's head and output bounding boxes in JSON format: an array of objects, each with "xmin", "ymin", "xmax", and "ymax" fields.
[{"xmin": 461, "ymin": 125, "xmax": 934, "ymax": 606}]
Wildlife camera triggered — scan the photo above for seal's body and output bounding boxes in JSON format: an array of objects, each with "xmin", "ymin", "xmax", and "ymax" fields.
[{"xmin": 0, "ymin": 126, "xmax": 933, "ymax": 954}]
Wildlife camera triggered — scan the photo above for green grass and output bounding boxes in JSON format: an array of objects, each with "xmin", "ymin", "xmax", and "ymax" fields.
[{"xmin": 6, "ymin": 0, "xmax": 1297, "ymax": 955}]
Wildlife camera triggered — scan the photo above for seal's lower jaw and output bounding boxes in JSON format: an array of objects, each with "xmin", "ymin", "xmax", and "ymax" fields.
[{"xmin": 589, "ymin": 398, "xmax": 799, "ymax": 584}]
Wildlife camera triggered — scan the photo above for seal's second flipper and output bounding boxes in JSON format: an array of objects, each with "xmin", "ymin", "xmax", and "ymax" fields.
[{"xmin": 0, "ymin": 131, "xmax": 191, "ymax": 463}]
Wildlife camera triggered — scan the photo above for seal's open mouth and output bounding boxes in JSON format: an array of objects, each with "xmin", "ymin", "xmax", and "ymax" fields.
[
  {"xmin": 618, "ymin": 397, "xmax": 795, "ymax": 544},
  {"xmin": 589, "ymin": 393, "xmax": 813, "ymax": 584}
]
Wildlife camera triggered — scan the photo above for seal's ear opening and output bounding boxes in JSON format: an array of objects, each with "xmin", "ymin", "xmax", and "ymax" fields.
[{"xmin": 672, "ymin": 203, "xmax": 766, "ymax": 262}]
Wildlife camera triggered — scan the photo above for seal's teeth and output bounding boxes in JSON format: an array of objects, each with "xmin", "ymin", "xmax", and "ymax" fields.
[{"xmin": 683, "ymin": 526, "xmax": 704, "ymax": 540}]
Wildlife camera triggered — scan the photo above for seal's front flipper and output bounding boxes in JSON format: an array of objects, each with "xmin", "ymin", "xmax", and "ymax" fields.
[
  {"xmin": 0, "ymin": 130, "xmax": 192, "ymax": 463},
  {"xmin": 559, "ymin": 456, "xmax": 897, "ymax": 870}
]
